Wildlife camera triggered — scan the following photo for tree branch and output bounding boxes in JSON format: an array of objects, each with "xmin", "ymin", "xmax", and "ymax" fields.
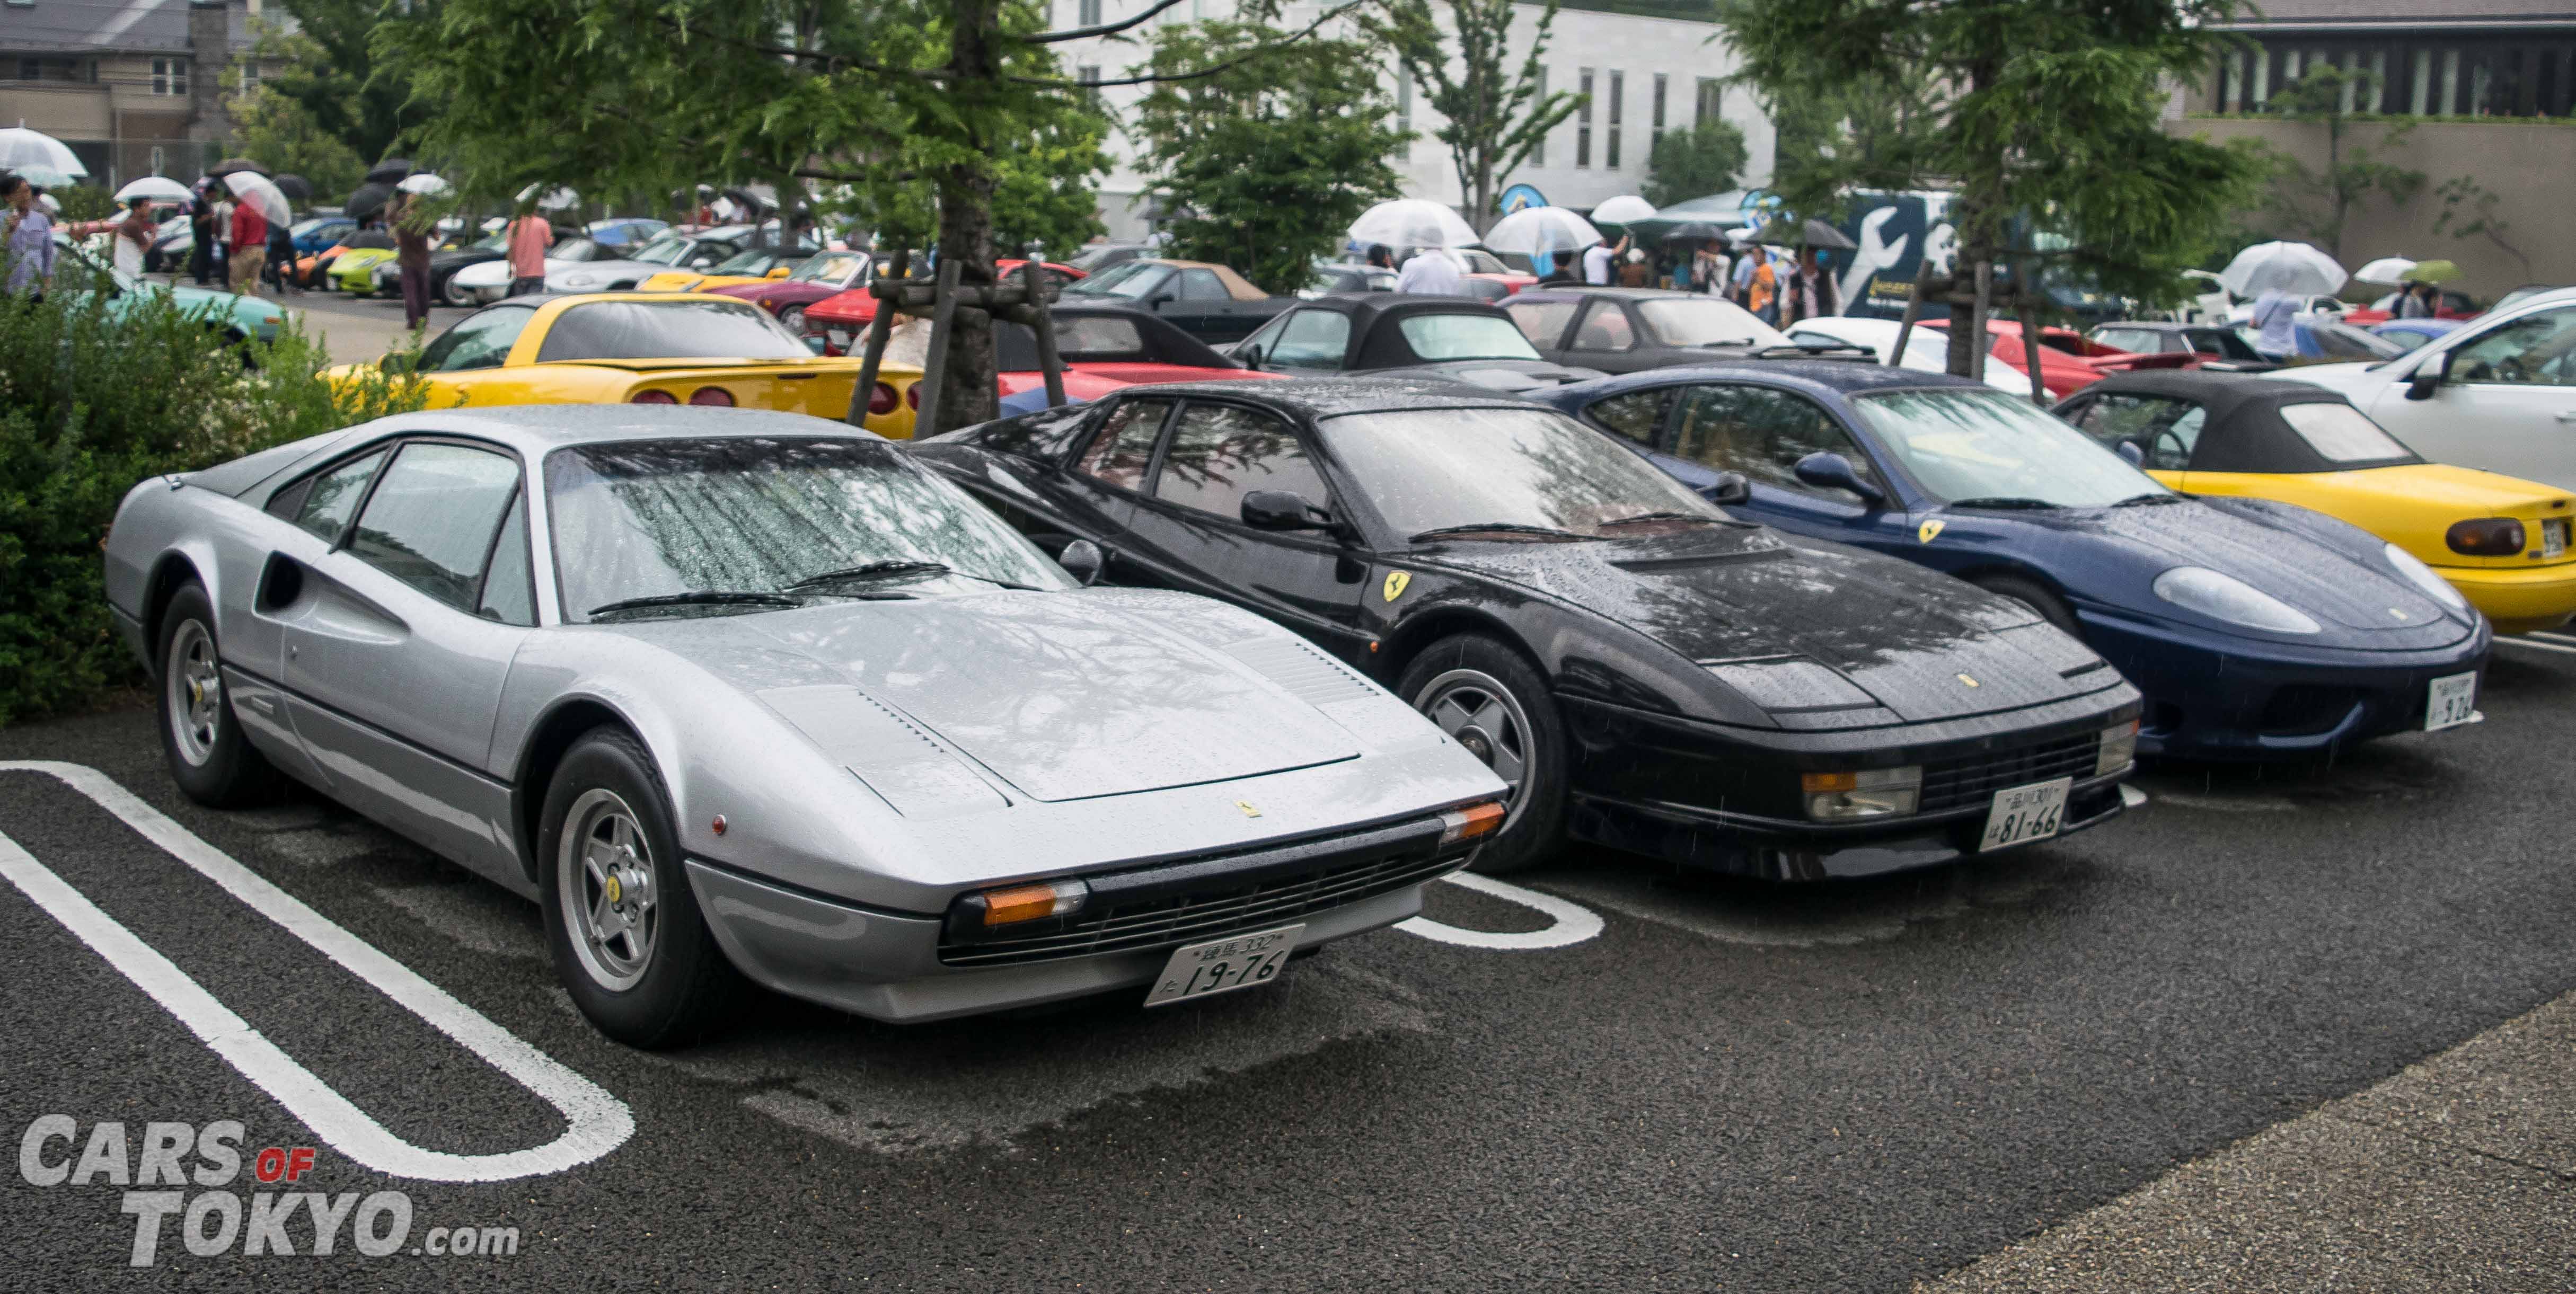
[
  {"xmin": 1025, "ymin": 0, "xmax": 1192, "ymax": 45},
  {"xmin": 1012, "ymin": 0, "xmax": 1371, "ymax": 87}
]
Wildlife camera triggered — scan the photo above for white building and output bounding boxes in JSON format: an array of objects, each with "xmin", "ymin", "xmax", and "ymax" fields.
[{"xmin": 1046, "ymin": 0, "xmax": 1776, "ymax": 240}]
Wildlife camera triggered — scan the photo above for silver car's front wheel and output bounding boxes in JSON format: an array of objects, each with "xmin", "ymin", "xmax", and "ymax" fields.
[
  {"xmin": 558, "ymin": 788, "xmax": 661, "ymax": 992},
  {"xmin": 165, "ymin": 619, "xmax": 223, "ymax": 767}
]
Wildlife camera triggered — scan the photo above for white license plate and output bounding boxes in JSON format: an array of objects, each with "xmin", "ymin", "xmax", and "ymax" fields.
[
  {"xmin": 827, "ymin": 329, "xmax": 852, "ymax": 350},
  {"xmin": 2545, "ymin": 520, "xmax": 2568, "ymax": 559},
  {"xmin": 1142, "ymin": 924, "xmax": 1303, "ymax": 1008},
  {"xmin": 2426, "ymin": 670, "xmax": 2480, "ymax": 732},
  {"xmin": 1979, "ymin": 777, "xmax": 2073, "ymax": 853}
]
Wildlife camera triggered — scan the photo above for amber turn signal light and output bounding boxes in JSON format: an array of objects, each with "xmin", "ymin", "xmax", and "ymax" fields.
[
  {"xmin": 1439, "ymin": 801, "xmax": 1507, "ymax": 846},
  {"xmin": 976, "ymin": 878, "xmax": 1088, "ymax": 927}
]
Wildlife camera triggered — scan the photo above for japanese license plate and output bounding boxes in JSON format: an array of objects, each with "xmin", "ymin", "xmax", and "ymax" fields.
[
  {"xmin": 1979, "ymin": 778, "xmax": 2072, "ymax": 853},
  {"xmin": 827, "ymin": 329, "xmax": 852, "ymax": 351},
  {"xmin": 2425, "ymin": 670, "xmax": 2480, "ymax": 732},
  {"xmin": 1143, "ymin": 924, "xmax": 1303, "ymax": 1008},
  {"xmin": 2545, "ymin": 519, "xmax": 2568, "ymax": 559}
]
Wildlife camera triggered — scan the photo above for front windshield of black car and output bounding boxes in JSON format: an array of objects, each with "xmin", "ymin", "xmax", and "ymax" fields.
[
  {"xmin": 1319, "ymin": 407, "xmax": 1724, "ymax": 540},
  {"xmin": 533, "ymin": 299, "xmax": 812, "ymax": 362},
  {"xmin": 546, "ymin": 437, "xmax": 1069, "ymax": 622},
  {"xmin": 1636, "ymin": 297, "xmax": 1788, "ymax": 348},
  {"xmin": 1064, "ymin": 261, "xmax": 1167, "ymax": 298},
  {"xmin": 1397, "ymin": 313, "xmax": 1543, "ymax": 361},
  {"xmin": 1850, "ymin": 388, "xmax": 2167, "ymax": 508}
]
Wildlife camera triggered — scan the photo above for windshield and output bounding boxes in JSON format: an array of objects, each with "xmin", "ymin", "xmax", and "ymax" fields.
[
  {"xmin": 546, "ymin": 437, "xmax": 1068, "ymax": 622},
  {"xmin": 532, "ymin": 299, "xmax": 813, "ymax": 362},
  {"xmin": 1065, "ymin": 244, "xmax": 1136, "ymax": 272},
  {"xmin": 1398, "ymin": 313, "xmax": 1542, "ymax": 361},
  {"xmin": 627, "ymin": 235, "xmax": 694, "ymax": 266},
  {"xmin": 1319, "ymin": 407, "xmax": 1723, "ymax": 540},
  {"xmin": 1638, "ymin": 298, "xmax": 1788, "ymax": 348},
  {"xmin": 1065, "ymin": 261, "xmax": 1167, "ymax": 298},
  {"xmin": 549, "ymin": 237, "xmax": 600, "ymax": 261},
  {"xmin": 1851, "ymin": 388, "xmax": 2166, "ymax": 508},
  {"xmin": 792, "ymin": 252, "xmax": 869, "ymax": 283}
]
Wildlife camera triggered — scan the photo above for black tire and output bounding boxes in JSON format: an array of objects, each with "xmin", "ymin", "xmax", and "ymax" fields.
[
  {"xmin": 537, "ymin": 729, "xmax": 740, "ymax": 1049},
  {"xmin": 440, "ymin": 271, "xmax": 471, "ymax": 307},
  {"xmin": 1974, "ymin": 573, "xmax": 2080, "ymax": 636},
  {"xmin": 155, "ymin": 583, "xmax": 277, "ymax": 806},
  {"xmin": 1397, "ymin": 635, "xmax": 1567, "ymax": 875}
]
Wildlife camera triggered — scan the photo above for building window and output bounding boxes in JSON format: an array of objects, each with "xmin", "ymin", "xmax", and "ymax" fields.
[
  {"xmin": 240, "ymin": 60, "xmax": 261, "ymax": 94},
  {"xmin": 1651, "ymin": 73, "xmax": 1667, "ymax": 143},
  {"xmin": 1077, "ymin": 64, "xmax": 1101, "ymax": 110},
  {"xmin": 1576, "ymin": 68, "xmax": 1593, "ymax": 168},
  {"xmin": 1396, "ymin": 65, "xmax": 1411, "ymax": 139},
  {"xmin": 1078, "ymin": 0, "xmax": 1102, "ymax": 25},
  {"xmin": 152, "ymin": 58, "xmax": 189, "ymax": 96},
  {"xmin": 149, "ymin": 146, "xmax": 167, "ymax": 178},
  {"xmin": 1695, "ymin": 77, "xmax": 1723, "ymax": 128},
  {"xmin": 1605, "ymin": 70, "xmax": 1622, "ymax": 170},
  {"xmin": 1533, "ymin": 67, "xmax": 1547, "ymax": 165}
]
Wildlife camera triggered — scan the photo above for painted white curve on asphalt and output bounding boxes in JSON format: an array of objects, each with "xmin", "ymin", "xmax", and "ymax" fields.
[
  {"xmin": 2497, "ymin": 635, "xmax": 2576, "ymax": 657},
  {"xmin": 1396, "ymin": 870, "xmax": 1604, "ymax": 949},
  {"xmin": 0, "ymin": 761, "xmax": 633, "ymax": 1182}
]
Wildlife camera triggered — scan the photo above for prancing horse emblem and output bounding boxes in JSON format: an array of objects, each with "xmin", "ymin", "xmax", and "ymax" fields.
[
  {"xmin": 1382, "ymin": 570, "xmax": 1411, "ymax": 601},
  {"xmin": 1957, "ymin": 673, "xmax": 1980, "ymax": 688},
  {"xmin": 1235, "ymin": 800, "xmax": 1262, "ymax": 819}
]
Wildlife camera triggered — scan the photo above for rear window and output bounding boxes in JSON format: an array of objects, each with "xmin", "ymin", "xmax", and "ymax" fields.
[
  {"xmin": 2279, "ymin": 402, "xmax": 2413, "ymax": 463},
  {"xmin": 1397, "ymin": 313, "xmax": 1540, "ymax": 361},
  {"xmin": 534, "ymin": 300, "xmax": 810, "ymax": 362}
]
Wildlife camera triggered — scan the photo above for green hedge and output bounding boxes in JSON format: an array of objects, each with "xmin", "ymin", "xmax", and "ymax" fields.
[{"xmin": 0, "ymin": 269, "xmax": 428, "ymax": 725}]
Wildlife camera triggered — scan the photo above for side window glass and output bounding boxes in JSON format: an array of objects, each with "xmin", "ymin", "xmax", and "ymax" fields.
[
  {"xmin": 1178, "ymin": 269, "xmax": 1229, "ymax": 302},
  {"xmin": 1075, "ymin": 398, "xmax": 1174, "ymax": 491},
  {"xmin": 1569, "ymin": 302, "xmax": 1637, "ymax": 351},
  {"xmin": 289, "ymin": 450, "xmax": 390, "ymax": 546},
  {"xmin": 477, "ymin": 491, "xmax": 536, "ymax": 625},
  {"xmin": 1671, "ymin": 385, "xmax": 1880, "ymax": 497},
  {"xmin": 1268, "ymin": 310, "xmax": 1352, "ymax": 369},
  {"xmin": 1153, "ymin": 404, "xmax": 1330, "ymax": 519},
  {"xmin": 418, "ymin": 308, "xmax": 532, "ymax": 373},
  {"xmin": 1586, "ymin": 388, "xmax": 1673, "ymax": 446},
  {"xmin": 2070, "ymin": 393, "xmax": 2198, "ymax": 471},
  {"xmin": 346, "ymin": 444, "xmax": 526, "ymax": 611},
  {"xmin": 2449, "ymin": 308, "xmax": 2576, "ymax": 387},
  {"xmin": 2154, "ymin": 406, "xmax": 2206, "ymax": 471},
  {"xmin": 1506, "ymin": 300, "xmax": 1577, "ymax": 348}
]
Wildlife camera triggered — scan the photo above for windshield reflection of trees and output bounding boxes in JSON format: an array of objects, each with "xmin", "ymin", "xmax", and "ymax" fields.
[{"xmin": 1153, "ymin": 406, "xmax": 1322, "ymax": 510}]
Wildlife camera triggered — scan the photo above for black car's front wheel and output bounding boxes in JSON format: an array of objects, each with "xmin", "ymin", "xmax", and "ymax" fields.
[
  {"xmin": 440, "ymin": 272, "xmax": 472, "ymax": 307},
  {"xmin": 1399, "ymin": 635, "xmax": 1567, "ymax": 874}
]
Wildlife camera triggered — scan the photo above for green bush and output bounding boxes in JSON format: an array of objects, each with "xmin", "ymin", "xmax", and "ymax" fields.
[{"xmin": 0, "ymin": 264, "xmax": 429, "ymax": 725}]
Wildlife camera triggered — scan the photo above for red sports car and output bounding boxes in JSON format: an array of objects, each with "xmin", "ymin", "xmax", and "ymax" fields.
[
  {"xmin": 991, "ymin": 304, "xmax": 1284, "ymax": 414},
  {"xmin": 1921, "ymin": 317, "xmax": 2191, "ymax": 394},
  {"xmin": 702, "ymin": 249, "xmax": 876, "ymax": 332},
  {"xmin": 803, "ymin": 259, "xmax": 1087, "ymax": 354}
]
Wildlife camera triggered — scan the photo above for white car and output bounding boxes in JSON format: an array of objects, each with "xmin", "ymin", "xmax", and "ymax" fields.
[
  {"xmin": 2271, "ymin": 286, "xmax": 2576, "ymax": 491},
  {"xmin": 449, "ymin": 236, "xmax": 626, "ymax": 304},
  {"xmin": 1783, "ymin": 315, "xmax": 2058, "ymax": 400}
]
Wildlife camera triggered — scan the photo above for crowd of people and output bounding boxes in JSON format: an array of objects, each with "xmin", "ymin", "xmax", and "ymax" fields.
[{"xmin": 1526, "ymin": 230, "xmax": 1840, "ymax": 324}]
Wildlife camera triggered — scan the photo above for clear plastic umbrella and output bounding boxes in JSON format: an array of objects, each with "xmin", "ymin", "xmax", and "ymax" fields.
[
  {"xmin": 1484, "ymin": 207, "xmax": 1603, "ymax": 257},
  {"xmin": 516, "ymin": 183, "xmax": 580, "ymax": 210},
  {"xmin": 0, "ymin": 125, "xmax": 86, "ymax": 179},
  {"xmin": 2218, "ymin": 241, "xmax": 2347, "ymax": 298},
  {"xmin": 1348, "ymin": 198, "xmax": 1479, "ymax": 250},
  {"xmin": 396, "ymin": 173, "xmax": 454, "ymax": 197},
  {"xmin": 1589, "ymin": 195, "xmax": 1657, "ymax": 226},
  {"xmin": 221, "ymin": 171, "xmax": 293, "ymax": 226},
  {"xmin": 114, "ymin": 176, "xmax": 195, "ymax": 204},
  {"xmin": 2353, "ymin": 256, "xmax": 2416, "ymax": 286}
]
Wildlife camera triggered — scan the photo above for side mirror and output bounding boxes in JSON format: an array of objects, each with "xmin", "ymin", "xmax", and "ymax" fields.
[
  {"xmin": 2115, "ymin": 440, "xmax": 2145, "ymax": 467},
  {"xmin": 1792, "ymin": 451, "xmax": 1886, "ymax": 507},
  {"xmin": 1704, "ymin": 471, "xmax": 1751, "ymax": 506},
  {"xmin": 1147, "ymin": 293, "xmax": 1176, "ymax": 308},
  {"xmin": 1057, "ymin": 538, "xmax": 1105, "ymax": 586},
  {"xmin": 1241, "ymin": 489, "xmax": 1333, "ymax": 532},
  {"xmin": 766, "ymin": 266, "xmax": 792, "ymax": 278},
  {"xmin": 1236, "ymin": 344, "xmax": 1263, "ymax": 371},
  {"xmin": 804, "ymin": 335, "xmax": 827, "ymax": 355},
  {"xmin": 2406, "ymin": 348, "xmax": 2451, "ymax": 401}
]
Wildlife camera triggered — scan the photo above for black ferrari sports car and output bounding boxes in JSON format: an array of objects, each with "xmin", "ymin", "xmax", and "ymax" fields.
[{"xmin": 911, "ymin": 378, "xmax": 2145, "ymax": 880}]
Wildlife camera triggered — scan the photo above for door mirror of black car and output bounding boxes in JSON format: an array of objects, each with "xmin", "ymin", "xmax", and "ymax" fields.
[
  {"xmin": 2406, "ymin": 348, "xmax": 2451, "ymax": 400},
  {"xmin": 1703, "ymin": 471, "xmax": 1751, "ymax": 506},
  {"xmin": 1792, "ymin": 451, "xmax": 1886, "ymax": 507},
  {"xmin": 1057, "ymin": 538, "xmax": 1106, "ymax": 586},
  {"xmin": 2115, "ymin": 440, "xmax": 2145, "ymax": 467},
  {"xmin": 1147, "ymin": 293, "xmax": 1176, "ymax": 308},
  {"xmin": 1236, "ymin": 344, "xmax": 1263, "ymax": 370},
  {"xmin": 1241, "ymin": 489, "xmax": 1334, "ymax": 532}
]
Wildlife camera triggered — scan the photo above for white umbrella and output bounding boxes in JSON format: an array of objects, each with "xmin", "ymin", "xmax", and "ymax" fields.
[
  {"xmin": 516, "ymin": 183, "xmax": 580, "ymax": 210},
  {"xmin": 0, "ymin": 124, "xmax": 86, "ymax": 179},
  {"xmin": 396, "ymin": 173, "xmax": 453, "ymax": 197},
  {"xmin": 115, "ymin": 176, "xmax": 194, "ymax": 204},
  {"xmin": 38, "ymin": 193, "xmax": 58, "ymax": 214},
  {"xmin": 1589, "ymin": 195, "xmax": 1657, "ymax": 225},
  {"xmin": 12, "ymin": 165, "xmax": 78, "ymax": 189},
  {"xmin": 1484, "ymin": 206, "xmax": 1603, "ymax": 257},
  {"xmin": 1348, "ymin": 198, "xmax": 1479, "ymax": 250},
  {"xmin": 221, "ymin": 171, "xmax": 292, "ymax": 226},
  {"xmin": 2353, "ymin": 256, "xmax": 2416, "ymax": 286},
  {"xmin": 2218, "ymin": 241, "xmax": 2347, "ymax": 298}
]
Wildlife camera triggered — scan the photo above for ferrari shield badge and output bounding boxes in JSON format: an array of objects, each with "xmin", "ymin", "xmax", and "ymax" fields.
[
  {"xmin": 1382, "ymin": 570, "xmax": 1411, "ymax": 602},
  {"xmin": 1917, "ymin": 519, "xmax": 1945, "ymax": 544}
]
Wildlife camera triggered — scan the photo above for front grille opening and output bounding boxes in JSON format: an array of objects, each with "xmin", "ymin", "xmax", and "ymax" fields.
[
  {"xmin": 2258, "ymin": 685, "xmax": 2359, "ymax": 737},
  {"xmin": 1918, "ymin": 731, "xmax": 2100, "ymax": 816}
]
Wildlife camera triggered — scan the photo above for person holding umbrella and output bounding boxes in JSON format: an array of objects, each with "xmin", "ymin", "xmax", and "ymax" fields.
[
  {"xmin": 225, "ymin": 182, "xmax": 271, "ymax": 300},
  {"xmin": 188, "ymin": 182, "xmax": 218, "ymax": 286},
  {"xmin": 1, "ymin": 172, "xmax": 57, "ymax": 303},
  {"xmin": 393, "ymin": 192, "xmax": 435, "ymax": 331}
]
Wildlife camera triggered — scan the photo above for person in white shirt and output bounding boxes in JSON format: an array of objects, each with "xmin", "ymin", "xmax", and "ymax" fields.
[
  {"xmin": 1395, "ymin": 246, "xmax": 1465, "ymax": 296},
  {"xmin": 1582, "ymin": 235, "xmax": 1626, "ymax": 286}
]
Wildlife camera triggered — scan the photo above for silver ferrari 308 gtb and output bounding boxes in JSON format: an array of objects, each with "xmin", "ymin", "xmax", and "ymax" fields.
[{"xmin": 103, "ymin": 406, "xmax": 1507, "ymax": 1047}]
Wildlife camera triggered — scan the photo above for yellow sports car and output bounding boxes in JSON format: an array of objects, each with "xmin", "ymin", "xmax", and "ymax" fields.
[
  {"xmin": 636, "ymin": 245, "xmax": 815, "ymax": 294},
  {"xmin": 330, "ymin": 247, "xmax": 401, "ymax": 296},
  {"xmin": 2060, "ymin": 371, "xmax": 2576, "ymax": 634},
  {"xmin": 328, "ymin": 293, "xmax": 923, "ymax": 438}
]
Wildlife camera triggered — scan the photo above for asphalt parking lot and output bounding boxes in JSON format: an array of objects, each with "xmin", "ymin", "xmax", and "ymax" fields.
[{"xmin": 5, "ymin": 637, "xmax": 2575, "ymax": 1289}]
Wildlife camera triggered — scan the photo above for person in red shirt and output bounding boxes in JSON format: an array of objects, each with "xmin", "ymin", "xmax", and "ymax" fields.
[
  {"xmin": 505, "ymin": 211, "xmax": 553, "ymax": 297},
  {"xmin": 227, "ymin": 198, "xmax": 269, "ymax": 301}
]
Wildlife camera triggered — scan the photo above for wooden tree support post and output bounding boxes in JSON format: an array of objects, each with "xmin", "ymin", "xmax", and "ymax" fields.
[
  {"xmin": 843, "ymin": 254, "xmax": 1069, "ymax": 435},
  {"xmin": 914, "ymin": 259, "xmax": 965, "ymax": 438},
  {"xmin": 1021, "ymin": 259, "xmax": 1067, "ymax": 411},
  {"xmin": 1891, "ymin": 267, "xmax": 1945, "ymax": 374},
  {"xmin": 846, "ymin": 249, "xmax": 910, "ymax": 428},
  {"xmin": 2013, "ymin": 257, "xmax": 2050, "ymax": 408}
]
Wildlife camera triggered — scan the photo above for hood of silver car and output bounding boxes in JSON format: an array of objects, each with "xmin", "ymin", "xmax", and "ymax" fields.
[{"xmin": 677, "ymin": 594, "xmax": 1363, "ymax": 802}]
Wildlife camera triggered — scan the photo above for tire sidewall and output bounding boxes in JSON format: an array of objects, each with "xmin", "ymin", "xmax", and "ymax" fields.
[
  {"xmin": 1398, "ymin": 635, "xmax": 1567, "ymax": 874},
  {"xmin": 155, "ymin": 583, "xmax": 267, "ymax": 805}
]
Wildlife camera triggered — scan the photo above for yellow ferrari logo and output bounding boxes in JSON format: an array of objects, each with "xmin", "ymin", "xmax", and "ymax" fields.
[
  {"xmin": 603, "ymin": 874, "xmax": 623, "ymax": 903},
  {"xmin": 1234, "ymin": 800, "xmax": 1262, "ymax": 819},
  {"xmin": 2389, "ymin": 608, "xmax": 2410, "ymax": 621},
  {"xmin": 1918, "ymin": 519, "xmax": 1945, "ymax": 544},
  {"xmin": 1382, "ymin": 570, "xmax": 1411, "ymax": 602},
  {"xmin": 1957, "ymin": 673, "xmax": 1980, "ymax": 688}
]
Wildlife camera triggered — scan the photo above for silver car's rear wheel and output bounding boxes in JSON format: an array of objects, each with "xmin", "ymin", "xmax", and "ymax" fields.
[
  {"xmin": 558, "ymin": 788, "xmax": 660, "ymax": 992},
  {"xmin": 165, "ymin": 619, "xmax": 223, "ymax": 767}
]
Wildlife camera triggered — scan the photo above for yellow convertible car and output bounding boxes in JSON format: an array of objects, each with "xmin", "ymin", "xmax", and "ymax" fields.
[
  {"xmin": 636, "ymin": 244, "xmax": 816, "ymax": 294},
  {"xmin": 329, "ymin": 293, "xmax": 922, "ymax": 438},
  {"xmin": 2060, "ymin": 370, "xmax": 2576, "ymax": 634}
]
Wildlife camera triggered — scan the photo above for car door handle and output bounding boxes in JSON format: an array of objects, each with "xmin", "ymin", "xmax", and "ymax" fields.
[{"xmin": 2555, "ymin": 411, "xmax": 2576, "ymax": 423}]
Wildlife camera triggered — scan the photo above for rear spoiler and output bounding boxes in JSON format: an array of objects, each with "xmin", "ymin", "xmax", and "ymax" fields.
[{"xmin": 1750, "ymin": 341, "xmax": 1877, "ymax": 362}]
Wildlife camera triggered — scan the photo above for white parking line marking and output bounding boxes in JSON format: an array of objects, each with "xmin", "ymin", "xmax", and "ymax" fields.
[
  {"xmin": 1396, "ymin": 871, "xmax": 1604, "ymax": 949},
  {"xmin": 2499, "ymin": 635, "xmax": 2576, "ymax": 657},
  {"xmin": 2528, "ymin": 630, "xmax": 2576, "ymax": 645},
  {"xmin": 0, "ymin": 761, "xmax": 631, "ymax": 1182}
]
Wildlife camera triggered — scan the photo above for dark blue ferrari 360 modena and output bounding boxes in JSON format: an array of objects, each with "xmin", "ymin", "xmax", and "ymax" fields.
[{"xmin": 1536, "ymin": 362, "xmax": 2493, "ymax": 759}]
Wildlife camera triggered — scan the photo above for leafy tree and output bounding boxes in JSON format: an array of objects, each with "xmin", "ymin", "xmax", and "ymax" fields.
[
  {"xmin": 1370, "ymin": 0, "xmax": 1580, "ymax": 232},
  {"xmin": 262, "ymin": 4, "xmax": 429, "ymax": 171},
  {"xmin": 2260, "ymin": 63, "xmax": 2423, "ymax": 261},
  {"xmin": 1641, "ymin": 121, "xmax": 1750, "ymax": 207},
  {"xmin": 1129, "ymin": 20, "xmax": 1407, "ymax": 294},
  {"xmin": 1719, "ymin": 0, "xmax": 2265, "ymax": 377},
  {"xmin": 2431, "ymin": 175, "xmax": 2529, "ymax": 284}
]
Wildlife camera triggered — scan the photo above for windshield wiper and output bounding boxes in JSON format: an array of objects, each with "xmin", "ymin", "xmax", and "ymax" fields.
[
  {"xmin": 2111, "ymin": 493, "xmax": 2185, "ymax": 507},
  {"xmin": 588, "ymin": 591, "xmax": 802, "ymax": 619},
  {"xmin": 784, "ymin": 559, "xmax": 1045, "ymax": 594},
  {"xmin": 1598, "ymin": 511, "xmax": 1724, "ymax": 528},
  {"xmin": 1945, "ymin": 497, "xmax": 2063, "ymax": 510},
  {"xmin": 1409, "ymin": 522, "xmax": 1583, "ymax": 543}
]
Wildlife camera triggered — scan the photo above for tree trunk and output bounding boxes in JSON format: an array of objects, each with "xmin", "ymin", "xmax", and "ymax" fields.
[{"xmin": 932, "ymin": 0, "xmax": 1003, "ymax": 435}]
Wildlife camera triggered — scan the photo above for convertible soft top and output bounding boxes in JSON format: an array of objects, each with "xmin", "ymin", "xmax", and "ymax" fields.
[{"xmin": 2077, "ymin": 370, "xmax": 2420, "ymax": 474}]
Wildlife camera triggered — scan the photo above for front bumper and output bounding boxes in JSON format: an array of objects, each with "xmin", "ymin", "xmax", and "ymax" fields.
[
  {"xmin": 2438, "ymin": 562, "xmax": 2576, "ymax": 636},
  {"xmin": 1571, "ymin": 772, "xmax": 2128, "ymax": 881}
]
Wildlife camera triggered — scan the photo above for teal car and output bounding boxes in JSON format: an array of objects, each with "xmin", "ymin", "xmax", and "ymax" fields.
[{"xmin": 53, "ymin": 234, "xmax": 286, "ymax": 346}]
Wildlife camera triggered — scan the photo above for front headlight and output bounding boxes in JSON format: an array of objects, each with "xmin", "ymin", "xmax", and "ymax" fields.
[
  {"xmin": 2151, "ymin": 566, "xmax": 2321, "ymax": 634},
  {"xmin": 2096, "ymin": 720, "xmax": 2138, "ymax": 776},
  {"xmin": 2383, "ymin": 541, "xmax": 2469, "ymax": 614},
  {"xmin": 1801, "ymin": 766, "xmax": 1921, "ymax": 820}
]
